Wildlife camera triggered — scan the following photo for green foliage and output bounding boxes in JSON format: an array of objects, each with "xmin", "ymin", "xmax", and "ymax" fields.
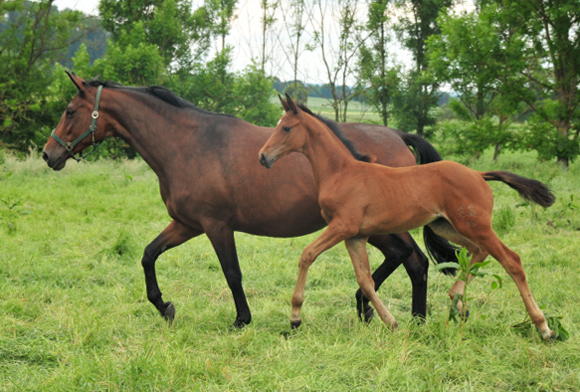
[
  {"xmin": 0, "ymin": 0, "xmax": 88, "ymax": 151},
  {"xmin": 99, "ymin": 0, "xmax": 206, "ymax": 67},
  {"xmin": 234, "ymin": 65, "xmax": 280, "ymax": 126},
  {"xmin": 436, "ymin": 248, "xmax": 502, "ymax": 327},
  {"xmin": 433, "ymin": 117, "xmax": 520, "ymax": 159}
]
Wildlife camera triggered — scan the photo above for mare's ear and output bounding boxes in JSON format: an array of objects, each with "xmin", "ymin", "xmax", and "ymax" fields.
[
  {"xmin": 65, "ymin": 71, "xmax": 87, "ymax": 95},
  {"xmin": 279, "ymin": 94, "xmax": 291, "ymax": 112},
  {"xmin": 284, "ymin": 93, "xmax": 298, "ymax": 114}
]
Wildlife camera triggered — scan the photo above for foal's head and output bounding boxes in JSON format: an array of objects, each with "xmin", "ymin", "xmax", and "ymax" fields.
[
  {"xmin": 259, "ymin": 94, "xmax": 317, "ymax": 169},
  {"xmin": 43, "ymin": 72, "xmax": 113, "ymax": 170}
]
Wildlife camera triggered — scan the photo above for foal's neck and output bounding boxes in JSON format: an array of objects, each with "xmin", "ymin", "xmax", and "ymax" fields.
[{"xmin": 302, "ymin": 117, "xmax": 358, "ymax": 186}]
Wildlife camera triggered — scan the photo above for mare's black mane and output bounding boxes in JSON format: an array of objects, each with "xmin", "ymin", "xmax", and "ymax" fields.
[
  {"xmin": 85, "ymin": 79, "xmax": 235, "ymax": 118},
  {"xmin": 297, "ymin": 104, "xmax": 372, "ymax": 162}
]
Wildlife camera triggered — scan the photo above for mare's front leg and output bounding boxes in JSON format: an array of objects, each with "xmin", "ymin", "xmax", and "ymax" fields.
[
  {"xmin": 204, "ymin": 221, "xmax": 252, "ymax": 328},
  {"xmin": 142, "ymin": 220, "xmax": 202, "ymax": 321},
  {"xmin": 345, "ymin": 237, "xmax": 398, "ymax": 330},
  {"xmin": 361, "ymin": 233, "xmax": 429, "ymax": 322},
  {"xmin": 290, "ymin": 220, "xmax": 354, "ymax": 329}
]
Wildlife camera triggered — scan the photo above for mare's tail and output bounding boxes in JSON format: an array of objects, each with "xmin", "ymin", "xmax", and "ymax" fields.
[
  {"xmin": 482, "ymin": 171, "xmax": 556, "ymax": 207},
  {"xmin": 398, "ymin": 132, "xmax": 442, "ymax": 164},
  {"xmin": 398, "ymin": 131, "xmax": 460, "ymax": 274}
]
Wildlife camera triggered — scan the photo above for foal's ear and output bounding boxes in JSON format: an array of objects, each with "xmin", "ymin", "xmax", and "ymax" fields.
[
  {"xmin": 284, "ymin": 93, "xmax": 298, "ymax": 114},
  {"xmin": 65, "ymin": 71, "xmax": 87, "ymax": 95},
  {"xmin": 279, "ymin": 94, "xmax": 291, "ymax": 112}
]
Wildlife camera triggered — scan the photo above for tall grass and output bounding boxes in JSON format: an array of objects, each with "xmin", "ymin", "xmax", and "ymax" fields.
[{"xmin": 0, "ymin": 150, "xmax": 578, "ymax": 391}]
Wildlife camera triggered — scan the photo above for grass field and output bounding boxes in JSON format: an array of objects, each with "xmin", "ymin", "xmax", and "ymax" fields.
[{"xmin": 0, "ymin": 149, "xmax": 579, "ymax": 391}]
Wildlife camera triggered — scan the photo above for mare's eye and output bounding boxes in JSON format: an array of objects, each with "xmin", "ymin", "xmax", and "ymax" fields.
[
  {"xmin": 66, "ymin": 109, "xmax": 76, "ymax": 118},
  {"xmin": 283, "ymin": 126, "xmax": 291, "ymax": 133}
]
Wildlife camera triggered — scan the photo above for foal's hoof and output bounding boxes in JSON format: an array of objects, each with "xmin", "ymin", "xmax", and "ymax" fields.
[
  {"xmin": 162, "ymin": 301, "xmax": 175, "ymax": 322},
  {"xmin": 290, "ymin": 320, "xmax": 302, "ymax": 329},
  {"xmin": 459, "ymin": 309, "xmax": 470, "ymax": 322}
]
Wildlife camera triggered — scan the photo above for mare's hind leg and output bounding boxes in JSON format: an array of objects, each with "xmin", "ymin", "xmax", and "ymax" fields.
[
  {"xmin": 345, "ymin": 237, "xmax": 398, "ymax": 330},
  {"xmin": 142, "ymin": 220, "xmax": 202, "ymax": 321},
  {"xmin": 362, "ymin": 234, "xmax": 428, "ymax": 322},
  {"xmin": 204, "ymin": 221, "xmax": 252, "ymax": 328}
]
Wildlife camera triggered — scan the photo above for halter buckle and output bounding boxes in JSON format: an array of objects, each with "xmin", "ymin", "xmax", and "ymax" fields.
[
  {"xmin": 91, "ymin": 111, "xmax": 99, "ymax": 119},
  {"xmin": 65, "ymin": 142, "xmax": 73, "ymax": 151}
]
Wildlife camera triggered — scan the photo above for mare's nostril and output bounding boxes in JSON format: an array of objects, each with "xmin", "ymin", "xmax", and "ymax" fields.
[{"xmin": 42, "ymin": 151, "xmax": 49, "ymax": 162}]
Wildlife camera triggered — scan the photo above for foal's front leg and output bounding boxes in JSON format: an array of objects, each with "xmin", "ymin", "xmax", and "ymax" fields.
[
  {"xmin": 290, "ymin": 220, "xmax": 354, "ymax": 328},
  {"xmin": 345, "ymin": 237, "xmax": 398, "ymax": 330}
]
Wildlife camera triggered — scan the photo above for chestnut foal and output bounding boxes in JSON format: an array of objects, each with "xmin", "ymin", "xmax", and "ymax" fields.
[{"xmin": 259, "ymin": 96, "xmax": 556, "ymax": 340}]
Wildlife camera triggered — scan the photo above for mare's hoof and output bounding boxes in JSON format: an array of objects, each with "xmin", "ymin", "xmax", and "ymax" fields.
[
  {"xmin": 290, "ymin": 320, "xmax": 302, "ymax": 329},
  {"xmin": 363, "ymin": 307, "xmax": 374, "ymax": 323},
  {"xmin": 162, "ymin": 301, "xmax": 175, "ymax": 322},
  {"xmin": 231, "ymin": 319, "xmax": 250, "ymax": 329}
]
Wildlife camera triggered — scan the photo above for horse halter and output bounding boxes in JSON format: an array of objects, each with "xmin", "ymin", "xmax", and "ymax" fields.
[{"xmin": 50, "ymin": 85, "xmax": 104, "ymax": 162}]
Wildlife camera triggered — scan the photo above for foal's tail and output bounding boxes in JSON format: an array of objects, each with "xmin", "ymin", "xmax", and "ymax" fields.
[
  {"xmin": 397, "ymin": 131, "xmax": 460, "ymax": 274},
  {"xmin": 482, "ymin": 171, "xmax": 556, "ymax": 207}
]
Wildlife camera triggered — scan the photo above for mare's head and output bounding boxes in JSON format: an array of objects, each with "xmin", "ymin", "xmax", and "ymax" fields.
[
  {"xmin": 259, "ymin": 94, "xmax": 312, "ymax": 169},
  {"xmin": 43, "ymin": 72, "xmax": 113, "ymax": 170}
]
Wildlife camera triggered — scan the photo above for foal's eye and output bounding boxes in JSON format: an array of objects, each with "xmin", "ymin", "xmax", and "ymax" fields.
[
  {"xmin": 66, "ymin": 109, "xmax": 76, "ymax": 118},
  {"xmin": 283, "ymin": 126, "xmax": 291, "ymax": 133}
]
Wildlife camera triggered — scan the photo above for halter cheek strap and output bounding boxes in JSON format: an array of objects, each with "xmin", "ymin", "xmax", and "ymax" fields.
[{"xmin": 50, "ymin": 85, "xmax": 104, "ymax": 162}]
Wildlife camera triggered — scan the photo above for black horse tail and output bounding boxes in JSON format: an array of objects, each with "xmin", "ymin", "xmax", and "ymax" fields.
[
  {"xmin": 398, "ymin": 131, "xmax": 442, "ymax": 164},
  {"xmin": 397, "ymin": 130, "xmax": 459, "ymax": 274},
  {"xmin": 423, "ymin": 225, "xmax": 460, "ymax": 276},
  {"xmin": 482, "ymin": 171, "xmax": 556, "ymax": 207}
]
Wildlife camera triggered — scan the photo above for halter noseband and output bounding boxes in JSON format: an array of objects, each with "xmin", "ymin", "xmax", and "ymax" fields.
[{"xmin": 50, "ymin": 85, "xmax": 104, "ymax": 162}]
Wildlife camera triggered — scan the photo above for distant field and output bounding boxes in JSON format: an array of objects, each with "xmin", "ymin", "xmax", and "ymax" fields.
[
  {"xmin": 280, "ymin": 96, "xmax": 385, "ymax": 124},
  {"xmin": 0, "ymin": 150, "xmax": 579, "ymax": 390}
]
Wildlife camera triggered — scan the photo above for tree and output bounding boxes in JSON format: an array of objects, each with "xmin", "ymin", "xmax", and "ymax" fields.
[
  {"xmin": 279, "ymin": 0, "xmax": 312, "ymax": 102},
  {"xmin": 310, "ymin": 0, "xmax": 368, "ymax": 122},
  {"xmin": 0, "ymin": 0, "xmax": 88, "ymax": 150},
  {"xmin": 479, "ymin": 0, "xmax": 580, "ymax": 167},
  {"xmin": 99, "ymin": 0, "xmax": 209, "ymax": 69},
  {"xmin": 359, "ymin": 0, "xmax": 399, "ymax": 126},
  {"xmin": 427, "ymin": 6, "xmax": 520, "ymax": 159},
  {"xmin": 201, "ymin": 0, "xmax": 238, "ymax": 51},
  {"xmin": 394, "ymin": 0, "xmax": 452, "ymax": 136}
]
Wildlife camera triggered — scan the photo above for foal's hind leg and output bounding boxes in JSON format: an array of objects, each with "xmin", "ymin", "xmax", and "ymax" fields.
[
  {"xmin": 142, "ymin": 220, "xmax": 202, "ymax": 321},
  {"xmin": 429, "ymin": 219, "xmax": 489, "ymax": 317},
  {"xmin": 473, "ymin": 231, "xmax": 553, "ymax": 339},
  {"xmin": 345, "ymin": 237, "xmax": 398, "ymax": 330}
]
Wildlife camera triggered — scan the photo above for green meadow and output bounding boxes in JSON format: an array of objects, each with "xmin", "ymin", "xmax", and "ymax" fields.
[{"xmin": 0, "ymin": 149, "xmax": 579, "ymax": 391}]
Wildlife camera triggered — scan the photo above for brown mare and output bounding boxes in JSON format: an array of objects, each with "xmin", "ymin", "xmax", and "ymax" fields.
[
  {"xmin": 42, "ymin": 72, "xmax": 456, "ymax": 328},
  {"xmin": 259, "ymin": 95, "xmax": 556, "ymax": 339}
]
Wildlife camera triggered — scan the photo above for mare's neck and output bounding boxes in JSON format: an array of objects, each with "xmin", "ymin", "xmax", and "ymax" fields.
[
  {"xmin": 302, "ymin": 117, "xmax": 357, "ymax": 186},
  {"xmin": 106, "ymin": 90, "xmax": 193, "ymax": 180}
]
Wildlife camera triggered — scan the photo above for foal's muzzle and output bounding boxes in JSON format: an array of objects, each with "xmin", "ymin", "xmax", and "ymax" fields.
[{"xmin": 259, "ymin": 153, "xmax": 274, "ymax": 169}]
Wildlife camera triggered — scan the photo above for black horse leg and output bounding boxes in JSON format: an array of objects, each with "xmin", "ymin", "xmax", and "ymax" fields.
[
  {"xmin": 204, "ymin": 222, "xmax": 251, "ymax": 329},
  {"xmin": 142, "ymin": 219, "xmax": 201, "ymax": 321},
  {"xmin": 361, "ymin": 233, "xmax": 429, "ymax": 322}
]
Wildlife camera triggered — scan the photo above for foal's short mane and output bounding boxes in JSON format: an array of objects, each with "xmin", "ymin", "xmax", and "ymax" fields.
[
  {"xmin": 85, "ymin": 79, "xmax": 235, "ymax": 119},
  {"xmin": 297, "ymin": 104, "xmax": 372, "ymax": 162}
]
